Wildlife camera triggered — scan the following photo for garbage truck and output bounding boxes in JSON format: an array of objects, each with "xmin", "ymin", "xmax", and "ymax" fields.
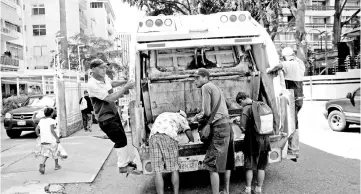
[{"xmin": 128, "ymin": 11, "xmax": 296, "ymax": 174}]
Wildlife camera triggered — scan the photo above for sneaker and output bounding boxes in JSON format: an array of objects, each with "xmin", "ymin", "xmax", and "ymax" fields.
[
  {"xmin": 287, "ymin": 154, "xmax": 298, "ymax": 162},
  {"xmin": 128, "ymin": 162, "xmax": 137, "ymax": 169},
  {"xmin": 55, "ymin": 165, "xmax": 61, "ymax": 170},
  {"xmin": 39, "ymin": 164, "xmax": 45, "ymax": 174},
  {"xmin": 241, "ymin": 188, "xmax": 252, "ymax": 194},
  {"xmin": 119, "ymin": 164, "xmax": 135, "ymax": 173}
]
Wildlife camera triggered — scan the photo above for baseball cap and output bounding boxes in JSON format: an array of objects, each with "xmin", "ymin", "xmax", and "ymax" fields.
[
  {"xmin": 190, "ymin": 68, "xmax": 210, "ymax": 78},
  {"xmin": 90, "ymin": 58, "xmax": 108, "ymax": 69}
]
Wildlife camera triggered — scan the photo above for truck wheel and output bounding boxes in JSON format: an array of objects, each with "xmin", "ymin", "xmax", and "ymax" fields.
[
  {"xmin": 6, "ymin": 130, "xmax": 22, "ymax": 138},
  {"xmin": 328, "ymin": 110, "xmax": 348, "ymax": 132}
]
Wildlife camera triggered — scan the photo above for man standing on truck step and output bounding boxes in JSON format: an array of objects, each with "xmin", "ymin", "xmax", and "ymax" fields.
[
  {"xmin": 191, "ymin": 68, "xmax": 235, "ymax": 194},
  {"xmin": 266, "ymin": 47, "xmax": 305, "ymax": 162},
  {"xmin": 149, "ymin": 110, "xmax": 194, "ymax": 194},
  {"xmin": 87, "ymin": 58, "xmax": 138, "ymax": 174}
]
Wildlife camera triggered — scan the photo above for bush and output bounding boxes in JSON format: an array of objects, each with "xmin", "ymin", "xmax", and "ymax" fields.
[{"xmin": 2, "ymin": 95, "xmax": 28, "ymax": 115}]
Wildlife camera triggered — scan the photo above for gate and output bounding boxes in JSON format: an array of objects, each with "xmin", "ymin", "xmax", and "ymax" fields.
[{"xmin": 57, "ymin": 79, "xmax": 87, "ymax": 137}]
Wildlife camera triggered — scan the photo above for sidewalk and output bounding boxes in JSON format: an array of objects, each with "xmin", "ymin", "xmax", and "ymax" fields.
[{"xmin": 1, "ymin": 124, "xmax": 114, "ymax": 194}]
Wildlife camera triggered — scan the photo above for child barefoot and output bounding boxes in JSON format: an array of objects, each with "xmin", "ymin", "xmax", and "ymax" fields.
[{"xmin": 35, "ymin": 108, "xmax": 61, "ymax": 174}]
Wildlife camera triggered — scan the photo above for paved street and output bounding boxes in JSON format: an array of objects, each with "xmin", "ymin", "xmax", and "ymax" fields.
[
  {"xmin": 64, "ymin": 101, "xmax": 361, "ymax": 194},
  {"xmin": 1, "ymin": 101, "xmax": 360, "ymax": 194}
]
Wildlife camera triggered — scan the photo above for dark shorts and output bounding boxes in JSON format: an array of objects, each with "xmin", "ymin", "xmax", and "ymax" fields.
[
  {"xmin": 149, "ymin": 133, "xmax": 179, "ymax": 173},
  {"xmin": 98, "ymin": 114, "xmax": 127, "ymax": 148},
  {"xmin": 244, "ymin": 151, "xmax": 269, "ymax": 170},
  {"xmin": 203, "ymin": 123, "xmax": 235, "ymax": 173}
]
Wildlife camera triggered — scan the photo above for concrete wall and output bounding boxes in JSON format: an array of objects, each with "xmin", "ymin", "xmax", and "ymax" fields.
[{"xmin": 303, "ymin": 69, "xmax": 361, "ymax": 100}]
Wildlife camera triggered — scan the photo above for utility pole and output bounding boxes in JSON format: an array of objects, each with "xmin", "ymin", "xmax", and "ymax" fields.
[
  {"xmin": 59, "ymin": 0, "xmax": 68, "ymax": 70},
  {"xmin": 324, "ymin": 24, "xmax": 328, "ymax": 75}
]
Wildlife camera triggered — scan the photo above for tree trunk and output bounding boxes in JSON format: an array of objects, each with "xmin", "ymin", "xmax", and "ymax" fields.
[
  {"xmin": 333, "ymin": 0, "xmax": 342, "ymax": 49},
  {"xmin": 59, "ymin": 0, "xmax": 69, "ymax": 70},
  {"xmin": 295, "ymin": 0, "xmax": 307, "ymax": 66}
]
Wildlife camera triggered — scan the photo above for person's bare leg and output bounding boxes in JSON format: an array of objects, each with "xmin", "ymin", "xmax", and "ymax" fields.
[
  {"xmin": 245, "ymin": 169, "xmax": 253, "ymax": 193},
  {"xmin": 223, "ymin": 170, "xmax": 231, "ymax": 194},
  {"xmin": 255, "ymin": 170, "xmax": 265, "ymax": 193},
  {"xmin": 171, "ymin": 171, "xmax": 179, "ymax": 194},
  {"xmin": 154, "ymin": 172, "xmax": 164, "ymax": 194},
  {"xmin": 210, "ymin": 171, "xmax": 220, "ymax": 194}
]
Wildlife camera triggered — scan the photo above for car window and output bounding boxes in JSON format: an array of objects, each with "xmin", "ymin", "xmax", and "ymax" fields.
[{"xmin": 26, "ymin": 96, "xmax": 55, "ymax": 107}]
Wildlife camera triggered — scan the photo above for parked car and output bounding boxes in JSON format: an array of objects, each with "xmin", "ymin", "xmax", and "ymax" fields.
[
  {"xmin": 4, "ymin": 95, "xmax": 56, "ymax": 138},
  {"xmin": 324, "ymin": 88, "xmax": 360, "ymax": 132}
]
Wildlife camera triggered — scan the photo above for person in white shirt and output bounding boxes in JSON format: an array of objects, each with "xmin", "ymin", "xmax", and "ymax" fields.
[
  {"xmin": 149, "ymin": 110, "xmax": 194, "ymax": 194},
  {"xmin": 267, "ymin": 47, "xmax": 305, "ymax": 162},
  {"xmin": 35, "ymin": 108, "xmax": 61, "ymax": 174}
]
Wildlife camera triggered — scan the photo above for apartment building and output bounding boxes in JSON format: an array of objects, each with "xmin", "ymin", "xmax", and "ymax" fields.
[
  {"xmin": 22, "ymin": 0, "xmax": 89, "ymax": 69},
  {"xmin": 0, "ymin": 0, "xmax": 26, "ymax": 72},
  {"xmin": 85, "ymin": 0, "xmax": 116, "ymax": 41},
  {"xmin": 274, "ymin": 0, "xmax": 360, "ymax": 51}
]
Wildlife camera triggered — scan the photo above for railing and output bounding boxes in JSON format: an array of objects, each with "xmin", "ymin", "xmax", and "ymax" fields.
[
  {"xmin": 0, "ymin": 55, "xmax": 19, "ymax": 67},
  {"xmin": 278, "ymin": 22, "xmax": 355, "ymax": 29},
  {"xmin": 281, "ymin": 5, "xmax": 359, "ymax": 11},
  {"xmin": 1, "ymin": 26, "xmax": 19, "ymax": 38}
]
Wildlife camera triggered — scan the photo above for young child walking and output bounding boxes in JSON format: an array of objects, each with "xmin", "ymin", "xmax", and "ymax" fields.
[{"xmin": 35, "ymin": 108, "xmax": 61, "ymax": 174}]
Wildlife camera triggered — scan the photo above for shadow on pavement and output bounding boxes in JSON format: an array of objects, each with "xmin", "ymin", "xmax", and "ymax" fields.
[{"xmin": 344, "ymin": 126, "xmax": 361, "ymax": 133}]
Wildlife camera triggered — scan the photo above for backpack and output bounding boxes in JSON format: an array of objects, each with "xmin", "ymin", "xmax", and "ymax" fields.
[
  {"xmin": 80, "ymin": 97, "xmax": 88, "ymax": 111},
  {"xmin": 251, "ymin": 101, "xmax": 274, "ymax": 135}
]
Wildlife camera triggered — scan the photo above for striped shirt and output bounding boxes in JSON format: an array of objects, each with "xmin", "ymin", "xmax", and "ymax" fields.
[{"xmin": 196, "ymin": 82, "xmax": 229, "ymax": 124}]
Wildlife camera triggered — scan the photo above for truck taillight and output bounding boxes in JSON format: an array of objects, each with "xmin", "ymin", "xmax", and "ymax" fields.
[
  {"xmin": 238, "ymin": 14, "xmax": 246, "ymax": 22},
  {"xmin": 146, "ymin": 19, "xmax": 153, "ymax": 27},
  {"xmin": 220, "ymin": 15, "xmax": 228, "ymax": 23},
  {"xmin": 230, "ymin": 15, "xmax": 237, "ymax": 22},
  {"xmin": 155, "ymin": 19, "xmax": 163, "ymax": 27},
  {"xmin": 164, "ymin": 19, "xmax": 172, "ymax": 26}
]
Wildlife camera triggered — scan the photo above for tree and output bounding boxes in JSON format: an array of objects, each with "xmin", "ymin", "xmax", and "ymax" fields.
[
  {"xmin": 333, "ymin": 0, "xmax": 361, "ymax": 48},
  {"xmin": 67, "ymin": 33, "xmax": 120, "ymax": 79}
]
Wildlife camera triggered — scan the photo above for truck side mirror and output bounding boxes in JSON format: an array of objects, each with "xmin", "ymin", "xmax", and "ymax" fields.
[{"xmin": 346, "ymin": 92, "xmax": 352, "ymax": 99}]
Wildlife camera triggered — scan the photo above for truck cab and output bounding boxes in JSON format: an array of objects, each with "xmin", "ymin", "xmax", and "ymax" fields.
[{"xmin": 129, "ymin": 11, "xmax": 296, "ymax": 174}]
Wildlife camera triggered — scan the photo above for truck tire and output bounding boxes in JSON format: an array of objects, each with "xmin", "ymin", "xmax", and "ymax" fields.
[
  {"xmin": 6, "ymin": 130, "xmax": 22, "ymax": 138},
  {"xmin": 328, "ymin": 110, "xmax": 349, "ymax": 132}
]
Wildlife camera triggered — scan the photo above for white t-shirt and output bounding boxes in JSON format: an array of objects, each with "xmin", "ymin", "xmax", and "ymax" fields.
[{"xmin": 38, "ymin": 117, "xmax": 57, "ymax": 144}]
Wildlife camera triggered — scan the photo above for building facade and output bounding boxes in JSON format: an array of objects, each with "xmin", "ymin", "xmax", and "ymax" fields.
[
  {"xmin": 22, "ymin": 0, "xmax": 89, "ymax": 70},
  {"xmin": 274, "ymin": 0, "xmax": 360, "ymax": 51},
  {"xmin": 84, "ymin": 0, "xmax": 116, "ymax": 41},
  {"xmin": 1, "ymin": 0, "xmax": 26, "ymax": 72}
]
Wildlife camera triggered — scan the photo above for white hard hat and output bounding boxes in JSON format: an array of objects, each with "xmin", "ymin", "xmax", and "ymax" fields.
[{"xmin": 281, "ymin": 47, "xmax": 294, "ymax": 57}]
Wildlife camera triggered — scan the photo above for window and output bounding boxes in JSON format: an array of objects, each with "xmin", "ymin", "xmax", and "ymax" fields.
[
  {"xmin": 33, "ymin": 25, "xmax": 46, "ymax": 36},
  {"xmin": 5, "ymin": 21, "xmax": 21, "ymax": 32},
  {"xmin": 33, "ymin": 46, "xmax": 47, "ymax": 56},
  {"xmin": 32, "ymin": 4, "xmax": 45, "ymax": 15},
  {"xmin": 90, "ymin": 2, "xmax": 103, "ymax": 8},
  {"xmin": 6, "ymin": 42, "xmax": 24, "ymax": 60}
]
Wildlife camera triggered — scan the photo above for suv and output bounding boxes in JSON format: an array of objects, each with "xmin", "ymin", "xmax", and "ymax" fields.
[
  {"xmin": 4, "ymin": 95, "xmax": 56, "ymax": 138},
  {"xmin": 324, "ymin": 88, "xmax": 360, "ymax": 132}
]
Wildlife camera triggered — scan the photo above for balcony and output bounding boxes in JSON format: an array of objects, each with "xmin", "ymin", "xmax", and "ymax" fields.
[
  {"xmin": 1, "ymin": 26, "xmax": 18, "ymax": 40},
  {"xmin": 0, "ymin": 55, "xmax": 20, "ymax": 68}
]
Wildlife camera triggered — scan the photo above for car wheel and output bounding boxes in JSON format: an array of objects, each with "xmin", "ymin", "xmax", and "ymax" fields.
[
  {"xmin": 6, "ymin": 130, "xmax": 22, "ymax": 138},
  {"xmin": 328, "ymin": 110, "xmax": 348, "ymax": 132}
]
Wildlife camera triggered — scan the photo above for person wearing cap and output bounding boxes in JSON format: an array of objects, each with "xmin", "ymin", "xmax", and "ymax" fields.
[
  {"xmin": 79, "ymin": 90, "xmax": 93, "ymax": 132},
  {"xmin": 190, "ymin": 68, "xmax": 235, "ymax": 194},
  {"xmin": 149, "ymin": 110, "xmax": 194, "ymax": 194},
  {"xmin": 266, "ymin": 47, "xmax": 305, "ymax": 162},
  {"xmin": 86, "ymin": 58, "xmax": 137, "ymax": 174}
]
